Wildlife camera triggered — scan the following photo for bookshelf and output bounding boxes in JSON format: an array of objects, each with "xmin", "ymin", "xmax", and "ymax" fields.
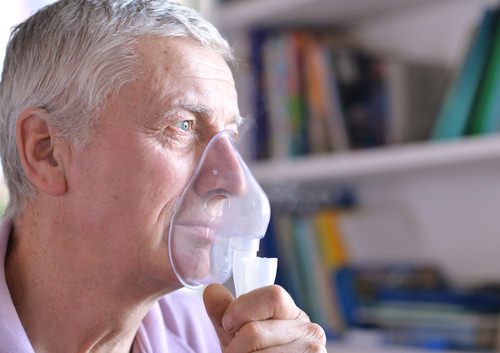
[
  {"xmin": 326, "ymin": 342, "xmax": 476, "ymax": 353},
  {"xmin": 249, "ymin": 134, "xmax": 500, "ymax": 186},
  {"xmin": 209, "ymin": 1, "xmax": 500, "ymax": 352},
  {"xmin": 213, "ymin": 0, "xmax": 442, "ymax": 32}
]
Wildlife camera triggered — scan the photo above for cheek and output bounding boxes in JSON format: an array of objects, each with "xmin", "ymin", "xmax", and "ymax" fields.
[
  {"xmin": 114, "ymin": 152, "xmax": 196, "ymax": 225},
  {"xmin": 70, "ymin": 146, "xmax": 193, "ymax": 227},
  {"xmin": 144, "ymin": 159, "xmax": 191, "ymax": 216}
]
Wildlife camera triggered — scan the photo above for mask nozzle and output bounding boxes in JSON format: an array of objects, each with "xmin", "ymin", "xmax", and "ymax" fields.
[
  {"xmin": 232, "ymin": 237, "xmax": 260, "ymax": 257},
  {"xmin": 232, "ymin": 237, "xmax": 277, "ymax": 297}
]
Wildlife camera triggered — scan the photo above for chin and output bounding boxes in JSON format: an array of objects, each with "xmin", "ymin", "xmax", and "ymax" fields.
[{"xmin": 173, "ymin": 245, "xmax": 213, "ymax": 286}]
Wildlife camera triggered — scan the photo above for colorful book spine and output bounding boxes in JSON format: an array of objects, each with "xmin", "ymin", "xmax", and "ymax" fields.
[
  {"xmin": 302, "ymin": 34, "xmax": 331, "ymax": 154},
  {"xmin": 273, "ymin": 214, "xmax": 305, "ymax": 309},
  {"xmin": 262, "ymin": 33, "xmax": 292, "ymax": 158},
  {"xmin": 321, "ymin": 48, "xmax": 349, "ymax": 151},
  {"xmin": 249, "ymin": 29, "xmax": 271, "ymax": 159},
  {"xmin": 290, "ymin": 217, "xmax": 328, "ymax": 327},
  {"xmin": 287, "ymin": 32, "xmax": 308, "ymax": 156},
  {"xmin": 303, "ymin": 37, "xmax": 349, "ymax": 153},
  {"xmin": 314, "ymin": 210, "xmax": 348, "ymax": 269},
  {"xmin": 432, "ymin": 8, "xmax": 496, "ymax": 139},
  {"xmin": 468, "ymin": 8, "xmax": 500, "ymax": 135}
]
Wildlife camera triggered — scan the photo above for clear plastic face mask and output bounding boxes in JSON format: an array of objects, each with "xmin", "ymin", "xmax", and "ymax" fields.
[{"xmin": 168, "ymin": 130, "xmax": 271, "ymax": 289}]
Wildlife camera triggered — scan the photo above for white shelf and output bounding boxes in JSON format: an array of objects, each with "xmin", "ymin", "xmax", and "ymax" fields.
[
  {"xmin": 248, "ymin": 135, "xmax": 500, "ymax": 186},
  {"xmin": 327, "ymin": 342, "xmax": 488, "ymax": 353},
  {"xmin": 213, "ymin": 0, "xmax": 447, "ymax": 31}
]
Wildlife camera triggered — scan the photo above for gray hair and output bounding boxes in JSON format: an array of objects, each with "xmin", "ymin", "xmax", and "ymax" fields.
[{"xmin": 0, "ymin": 0, "xmax": 233, "ymax": 219}]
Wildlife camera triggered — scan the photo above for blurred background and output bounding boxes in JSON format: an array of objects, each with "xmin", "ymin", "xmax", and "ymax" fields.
[
  {"xmin": 210, "ymin": 1, "xmax": 500, "ymax": 352},
  {"xmin": 3, "ymin": 1, "xmax": 500, "ymax": 352}
]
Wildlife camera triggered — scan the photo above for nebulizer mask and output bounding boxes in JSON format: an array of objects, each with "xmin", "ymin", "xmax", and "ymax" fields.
[{"xmin": 168, "ymin": 130, "xmax": 277, "ymax": 296}]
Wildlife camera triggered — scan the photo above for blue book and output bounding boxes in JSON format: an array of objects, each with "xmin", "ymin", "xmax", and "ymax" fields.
[
  {"xmin": 333, "ymin": 266, "xmax": 360, "ymax": 327},
  {"xmin": 259, "ymin": 216, "xmax": 287, "ymax": 289},
  {"xmin": 273, "ymin": 215, "xmax": 305, "ymax": 309},
  {"xmin": 291, "ymin": 217, "xmax": 330, "ymax": 329},
  {"xmin": 432, "ymin": 8, "xmax": 496, "ymax": 140},
  {"xmin": 249, "ymin": 29, "xmax": 271, "ymax": 159}
]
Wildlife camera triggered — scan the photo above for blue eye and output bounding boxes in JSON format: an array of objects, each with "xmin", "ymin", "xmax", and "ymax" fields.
[{"xmin": 176, "ymin": 120, "xmax": 194, "ymax": 132}]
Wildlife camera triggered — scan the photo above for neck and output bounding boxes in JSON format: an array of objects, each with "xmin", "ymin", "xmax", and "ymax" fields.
[{"xmin": 5, "ymin": 210, "xmax": 174, "ymax": 353}]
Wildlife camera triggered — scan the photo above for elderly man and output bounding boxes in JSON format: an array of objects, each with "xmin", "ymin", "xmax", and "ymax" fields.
[{"xmin": 0, "ymin": 0, "xmax": 326, "ymax": 352}]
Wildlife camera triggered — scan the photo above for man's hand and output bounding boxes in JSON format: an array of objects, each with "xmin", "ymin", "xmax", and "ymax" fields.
[{"xmin": 203, "ymin": 283, "xmax": 327, "ymax": 353}]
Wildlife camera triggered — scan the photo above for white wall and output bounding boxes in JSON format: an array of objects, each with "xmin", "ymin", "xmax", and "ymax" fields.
[
  {"xmin": 404, "ymin": 170, "xmax": 500, "ymax": 287},
  {"xmin": 352, "ymin": 163, "xmax": 500, "ymax": 287},
  {"xmin": 345, "ymin": 0, "xmax": 500, "ymax": 287},
  {"xmin": 354, "ymin": 0, "xmax": 500, "ymax": 67},
  {"xmin": 0, "ymin": 1, "xmax": 57, "ymax": 71}
]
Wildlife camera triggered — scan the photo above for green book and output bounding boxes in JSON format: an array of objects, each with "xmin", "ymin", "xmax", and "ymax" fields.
[
  {"xmin": 432, "ymin": 8, "xmax": 495, "ymax": 139},
  {"xmin": 468, "ymin": 9, "xmax": 500, "ymax": 134}
]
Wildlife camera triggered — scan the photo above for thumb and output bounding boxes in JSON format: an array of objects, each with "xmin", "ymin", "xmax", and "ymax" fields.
[{"xmin": 203, "ymin": 283, "xmax": 235, "ymax": 349}]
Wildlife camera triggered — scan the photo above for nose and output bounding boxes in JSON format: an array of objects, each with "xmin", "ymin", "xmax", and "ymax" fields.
[{"xmin": 193, "ymin": 133, "xmax": 247, "ymax": 198}]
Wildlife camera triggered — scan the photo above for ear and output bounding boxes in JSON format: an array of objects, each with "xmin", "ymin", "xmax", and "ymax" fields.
[{"xmin": 16, "ymin": 108, "xmax": 68, "ymax": 196}]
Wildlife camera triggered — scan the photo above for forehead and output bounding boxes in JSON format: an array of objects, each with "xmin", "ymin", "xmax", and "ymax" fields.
[
  {"xmin": 136, "ymin": 36, "xmax": 235, "ymax": 99},
  {"xmin": 120, "ymin": 37, "xmax": 239, "ymax": 127}
]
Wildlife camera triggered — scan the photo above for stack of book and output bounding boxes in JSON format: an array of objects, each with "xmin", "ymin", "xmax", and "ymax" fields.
[
  {"xmin": 248, "ymin": 29, "xmax": 449, "ymax": 160},
  {"xmin": 259, "ymin": 208, "xmax": 500, "ymax": 351},
  {"xmin": 338, "ymin": 265, "xmax": 500, "ymax": 351}
]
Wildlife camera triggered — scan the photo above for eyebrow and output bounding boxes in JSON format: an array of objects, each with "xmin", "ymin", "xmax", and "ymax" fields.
[{"xmin": 162, "ymin": 100, "xmax": 244, "ymax": 127}]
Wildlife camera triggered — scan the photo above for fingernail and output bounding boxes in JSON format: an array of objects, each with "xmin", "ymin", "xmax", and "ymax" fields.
[{"xmin": 222, "ymin": 315, "xmax": 233, "ymax": 332}]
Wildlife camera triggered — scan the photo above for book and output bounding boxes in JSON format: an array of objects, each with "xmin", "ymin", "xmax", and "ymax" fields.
[
  {"xmin": 273, "ymin": 214, "xmax": 305, "ymax": 309},
  {"xmin": 249, "ymin": 29, "xmax": 271, "ymax": 159},
  {"xmin": 359, "ymin": 302, "xmax": 499, "ymax": 350},
  {"xmin": 314, "ymin": 209, "xmax": 348, "ymax": 269},
  {"xmin": 272, "ymin": 213, "xmax": 344, "ymax": 334},
  {"xmin": 432, "ymin": 8, "xmax": 496, "ymax": 139},
  {"xmin": 322, "ymin": 48, "xmax": 350, "ymax": 152},
  {"xmin": 302, "ymin": 34, "xmax": 332, "ymax": 154},
  {"xmin": 331, "ymin": 47, "xmax": 387, "ymax": 149},
  {"xmin": 262, "ymin": 32, "xmax": 292, "ymax": 158},
  {"xmin": 291, "ymin": 217, "xmax": 332, "ymax": 331},
  {"xmin": 287, "ymin": 32, "xmax": 308, "ymax": 156},
  {"xmin": 467, "ymin": 8, "xmax": 500, "ymax": 135},
  {"xmin": 313, "ymin": 210, "xmax": 348, "ymax": 332},
  {"xmin": 259, "ymin": 216, "xmax": 286, "ymax": 289},
  {"xmin": 302, "ymin": 35, "xmax": 349, "ymax": 153},
  {"xmin": 386, "ymin": 58, "xmax": 449, "ymax": 144},
  {"xmin": 260, "ymin": 31, "xmax": 309, "ymax": 157}
]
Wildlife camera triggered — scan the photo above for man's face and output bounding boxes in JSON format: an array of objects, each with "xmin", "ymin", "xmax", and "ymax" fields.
[{"xmin": 64, "ymin": 37, "xmax": 241, "ymax": 292}]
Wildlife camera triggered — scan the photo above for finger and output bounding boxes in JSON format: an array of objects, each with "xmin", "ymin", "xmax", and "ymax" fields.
[
  {"xmin": 224, "ymin": 319, "xmax": 326, "ymax": 353},
  {"xmin": 203, "ymin": 283, "xmax": 235, "ymax": 348},
  {"xmin": 254, "ymin": 340, "xmax": 328, "ymax": 353},
  {"xmin": 222, "ymin": 285, "xmax": 307, "ymax": 333}
]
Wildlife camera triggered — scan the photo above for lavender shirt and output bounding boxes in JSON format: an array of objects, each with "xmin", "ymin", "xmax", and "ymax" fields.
[{"xmin": 0, "ymin": 220, "xmax": 222, "ymax": 353}]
